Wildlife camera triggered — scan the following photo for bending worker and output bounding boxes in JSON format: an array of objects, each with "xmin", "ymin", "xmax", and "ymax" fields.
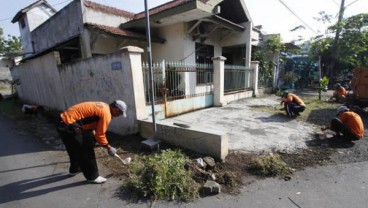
[
  {"xmin": 56, "ymin": 100, "xmax": 127, "ymax": 184},
  {"xmin": 280, "ymin": 91, "xmax": 306, "ymax": 117},
  {"xmin": 321, "ymin": 106, "xmax": 364, "ymax": 141}
]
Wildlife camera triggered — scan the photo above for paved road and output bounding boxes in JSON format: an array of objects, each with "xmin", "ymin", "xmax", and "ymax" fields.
[{"xmin": 1, "ymin": 105, "xmax": 368, "ymax": 208}]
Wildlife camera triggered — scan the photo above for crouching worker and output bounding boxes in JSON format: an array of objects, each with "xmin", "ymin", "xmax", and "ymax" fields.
[
  {"xmin": 321, "ymin": 106, "xmax": 364, "ymax": 141},
  {"xmin": 329, "ymin": 83, "xmax": 347, "ymax": 102},
  {"xmin": 280, "ymin": 91, "xmax": 306, "ymax": 117},
  {"xmin": 56, "ymin": 100, "xmax": 127, "ymax": 184}
]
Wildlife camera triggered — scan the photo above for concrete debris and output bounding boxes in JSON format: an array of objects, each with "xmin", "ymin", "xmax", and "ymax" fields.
[
  {"xmin": 203, "ymin": 156, "xmax": 216, "ymax": 168},
  {"xmin": 202, "ymin": 180, "xmax": 221, "ymax": 195},
  {"xmin": 193, "ymin": 158, "xmax": 207, "ymax": 168}
]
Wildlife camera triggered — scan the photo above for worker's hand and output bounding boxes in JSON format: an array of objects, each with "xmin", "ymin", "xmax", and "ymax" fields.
[
  {"xmin": 321, "ymin": 126, "xmax": 327, "ymax": 131},
  {"xmin": 107, "ymin": 146, "xmax": 117, "ymax": 157}
]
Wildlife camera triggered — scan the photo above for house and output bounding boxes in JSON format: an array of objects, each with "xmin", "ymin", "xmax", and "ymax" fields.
[{"xmin": 10, "ymin": 0, "xmax": 271, "ymax": 136}]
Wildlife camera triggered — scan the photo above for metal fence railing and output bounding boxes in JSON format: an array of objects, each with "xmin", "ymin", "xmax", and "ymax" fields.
[
  {"xmin": 142, "ymin": 62, "xmax": 214, "ymax": 104},
  {"xmin": 224, "ymin": 65, "xmax": 254, "ymax": 94}
]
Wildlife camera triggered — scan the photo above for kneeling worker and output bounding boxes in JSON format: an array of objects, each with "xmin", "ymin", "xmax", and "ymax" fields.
[{"xmin": 321, "ymin": 106, "xmax": 364, "ymax": 141}]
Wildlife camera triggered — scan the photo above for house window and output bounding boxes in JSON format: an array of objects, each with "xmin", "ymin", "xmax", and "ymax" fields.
[
  {"xmin": 20, "ymin": 18, "xmax": 26, "ymax": 29},
  {"xmin": 195, "ymin": 43, "xmax": 214, "ymax": 85}
]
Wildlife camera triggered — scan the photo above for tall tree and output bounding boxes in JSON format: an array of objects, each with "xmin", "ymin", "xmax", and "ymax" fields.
[{"xmin": 0, "ymin": 27, "xmax": 22, "ymax": 56}]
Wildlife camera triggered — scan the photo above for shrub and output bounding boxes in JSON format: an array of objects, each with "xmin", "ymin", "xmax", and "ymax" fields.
[
  {"xmin": 125, "ymin": 149, "xmax": 200, "ymax": 202},
  {"xmin": 249, "ymin": 154, "xmax": 291, "ymax": 177}
]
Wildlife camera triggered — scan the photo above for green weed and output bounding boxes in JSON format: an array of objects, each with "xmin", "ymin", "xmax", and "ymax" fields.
[{"xmin": 125, "ymin": 149, "xmax": 200, "ymax": 202}]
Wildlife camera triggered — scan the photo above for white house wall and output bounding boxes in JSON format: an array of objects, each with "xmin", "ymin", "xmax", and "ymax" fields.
[{"xmin": 31, "ymin": 0, "xmax": 83, "ymax": 53}]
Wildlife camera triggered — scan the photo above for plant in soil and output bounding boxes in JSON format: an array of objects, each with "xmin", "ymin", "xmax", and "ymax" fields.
[{"xmin": 123, "ymin": 149, "xmax": 200, "ymax": 202}]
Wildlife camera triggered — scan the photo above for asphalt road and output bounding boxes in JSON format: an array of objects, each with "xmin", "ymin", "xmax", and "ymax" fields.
[{"xmin": 1, "ymin": 108, "xmax": 368, "ymax": 208}]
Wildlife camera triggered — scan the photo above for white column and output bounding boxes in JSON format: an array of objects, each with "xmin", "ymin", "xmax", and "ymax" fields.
[
  {"xmin": 212, "ymin": 56, "xmax": 227, "ymax": 107},
  {"xmin": 120, "ymin": 46, "xmax": 147, "ymax": 120},
  {"xmin": 251, "ymin": 61, "xmax": 259, "ymax": 96}
]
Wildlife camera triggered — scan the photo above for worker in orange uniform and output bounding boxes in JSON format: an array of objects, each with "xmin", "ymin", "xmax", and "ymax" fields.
[
  {"xmin": 321, "ymin": 106, "xmax": 364, "ymax": 141},
  {"xmin": 280, "ymin": 91, "xmax": 306, "ymax": 117},
  {"xmin": 56, "ymin": 100, "xmax": 127, "ymax": 184},
  {"xmin": 329, "ymin": 83, "xmax": 347, "ymax": 102}
]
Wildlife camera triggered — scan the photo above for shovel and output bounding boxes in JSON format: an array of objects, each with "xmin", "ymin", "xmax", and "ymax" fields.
[{"xmin": 114, "ymin": 153, "xmax": 131, "ymax": 165}]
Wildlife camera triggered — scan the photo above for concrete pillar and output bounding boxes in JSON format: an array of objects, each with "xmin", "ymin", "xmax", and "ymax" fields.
[
  {"xmin": 119, "ymin": 46, "xmax": 147, "ymax": 120},
  {"xmin": 212, "ymin": 56, "xmax": 227, "ymax": 107},
  {"xmin": 251, "ymin": 61, "xmax": 259, "ymax": 96},
  {"xmin": 80, "ymin": 29, "xmax": 92, "ymax": 58},
  {"xmin": 244, "ymin": 21, "xmax": 253, "ymax": 68}
]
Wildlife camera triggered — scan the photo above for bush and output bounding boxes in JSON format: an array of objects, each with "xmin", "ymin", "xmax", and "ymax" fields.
[
  {"xmin": 249, "ymin": 154, "xmax": 291, "ymax": 177},
  {"xmin": 125, "ymin": 149, "xmax": 200, "ymax": 202}
]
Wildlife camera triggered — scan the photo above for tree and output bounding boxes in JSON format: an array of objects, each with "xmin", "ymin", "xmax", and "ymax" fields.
[
  {"xmin": 309, "ymin": 13, "xmax": 368, "ymax": 77},
  {"xmin": 0, "ymin": 27, "xmax": 22, "ymax": 56}
]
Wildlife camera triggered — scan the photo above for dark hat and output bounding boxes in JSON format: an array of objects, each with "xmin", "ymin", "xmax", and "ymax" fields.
[{"xmin": 281, "ymin": 91, "xmax": 289, "ymax": 98}]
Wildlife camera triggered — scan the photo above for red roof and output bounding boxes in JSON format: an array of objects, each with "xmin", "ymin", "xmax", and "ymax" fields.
[
  {"xmin": 85, "ymin": 23, "xmax": 145, "ymax": 37},
  {"xmin": 84, "ymin": 1, "xmax": 134, "ymax": 18}
]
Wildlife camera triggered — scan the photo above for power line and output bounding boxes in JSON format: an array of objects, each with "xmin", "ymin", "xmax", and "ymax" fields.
[
  {"xmin": 277, "ymin": 0, "xmax": 319, "ymax": 35},
  {"xmin": 345, "ymin": 0, "xmax": 361, "ymax": 8}
]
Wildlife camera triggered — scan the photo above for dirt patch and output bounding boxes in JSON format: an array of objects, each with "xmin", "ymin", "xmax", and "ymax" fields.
[{"xmin": 4, "ymin": 93, "xmax": 368, "ymax": 196}]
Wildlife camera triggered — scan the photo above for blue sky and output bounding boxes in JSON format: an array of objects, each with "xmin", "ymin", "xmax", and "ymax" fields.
[{"xmin": 1, "ymin": 0, "xmax": 367, "ymax": 42}]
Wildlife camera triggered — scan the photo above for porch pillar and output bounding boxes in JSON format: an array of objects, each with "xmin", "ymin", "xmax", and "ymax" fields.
[
  {"xmin": 119, "ymin": 46, "xmax": 147, "ymax": 120},
  {"xmin": 251, "ymin": 61, "xmax": 259, "ymax": 96},
  {"xmin": 212, "ymin": 56, "xmax": 227, "ymax": 107}
]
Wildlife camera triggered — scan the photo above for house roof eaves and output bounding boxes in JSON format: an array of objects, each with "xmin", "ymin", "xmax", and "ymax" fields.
[
  {"xmin": 210, "ymin": 15, "xmax": 244, "ymax": 31},
  {"xmin": 84, "ymin": 1, "xmax": 134, "ymax": 18},
  {"xmin": 120, "ymin": 0, "xmax": 199, "ymax": 29},
  {"xmin": 11, "ymin": 0, "xmax": 57, "ymax": 23},
  {"xmin": 85, "ymin": 23, "xmax": 166, "ymax": 43}
]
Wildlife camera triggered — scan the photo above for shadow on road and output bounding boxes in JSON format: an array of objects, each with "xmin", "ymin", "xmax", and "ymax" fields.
[{"xmin": 0, "ymin": 173, "xmax": 87, "ymax": 204}]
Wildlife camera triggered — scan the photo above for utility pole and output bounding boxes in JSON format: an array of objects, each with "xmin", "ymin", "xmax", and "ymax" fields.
[{"xmin": 329, "ymin": 0, "xmax": 345, "ymax": 77}]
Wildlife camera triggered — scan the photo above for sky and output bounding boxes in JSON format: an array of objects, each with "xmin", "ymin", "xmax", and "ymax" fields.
[{"xmin": 0, "ymin": 0, "xmax": 367, "ymax": 43}]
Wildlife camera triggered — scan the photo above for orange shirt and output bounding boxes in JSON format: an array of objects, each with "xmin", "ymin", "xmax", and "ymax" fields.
[
  {"xmin": 339, "ymin": 111, "xmax": 364, "ymax": 138},
  {"xmin": 336, "ymin": 87, "xmax": 347, "ymax": 97},
  {"xmin": 282, "ymin": 93, "xmax": 305, "ymax": 106},
  {"xmin": 60, "ymin": 102, "xmax": 111, "ymax": 146}
]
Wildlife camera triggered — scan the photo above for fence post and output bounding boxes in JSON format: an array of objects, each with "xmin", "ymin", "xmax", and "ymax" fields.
[
  {"xmin": 212, "ymin": 56, "xmax": 227, "ymax": 106},
  {"xmin": 119, "ymin": 46, "xmax": 147, "ymax": 120},
  {"xmin": 251, "ymin": 61, "xmax": 259, "ymax": 97}
]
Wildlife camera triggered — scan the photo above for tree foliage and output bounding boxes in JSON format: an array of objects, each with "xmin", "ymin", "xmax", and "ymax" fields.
[
  {"xmin": 309, "ymin": 13, "xmax": 368, "ymax": 76},
  {"xmin": 253, "ymin": 35, "xmax": 285, "ymax": 87},
  {"xmin": 0, "ymin": 28, "xmax": 22, "ymax": 56}
]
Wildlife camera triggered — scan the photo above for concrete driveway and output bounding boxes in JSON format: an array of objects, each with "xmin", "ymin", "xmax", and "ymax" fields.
[{"xmin": 162, "ymin": 93, "xmax": 319, "ymax": 153}]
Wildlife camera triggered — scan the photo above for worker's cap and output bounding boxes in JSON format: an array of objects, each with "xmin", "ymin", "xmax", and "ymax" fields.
[
  {"xmin": 336, "ymin": 105, "xmax": 349, "ymax": 116},
  {"xmin": 114, "ymin": 100, "xmax": 127, "ymax": 117},
  {"xmin": 281, "ymin": 91, "xmax": 289, "ymax": 98}
]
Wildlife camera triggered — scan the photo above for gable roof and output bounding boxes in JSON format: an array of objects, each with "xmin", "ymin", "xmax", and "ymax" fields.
[
  {"xmin": 11, "ymin": 0, "xmax": 57, "ymax": 23},
  {"xmin": 121, "ymin": 0, "xmax": 250, "ymax": 30}
]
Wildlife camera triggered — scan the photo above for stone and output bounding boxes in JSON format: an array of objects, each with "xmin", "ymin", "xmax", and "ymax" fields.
[
  {"xmin": 202, "ymin": 180, "xmax": 221, "ymax": 195},
  {"xmin": 203, "ymin": 156, "xmax": 216, "ymax": 168}
]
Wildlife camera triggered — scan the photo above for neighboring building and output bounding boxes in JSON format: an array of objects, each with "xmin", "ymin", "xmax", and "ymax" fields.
[{"xmin": 11, "ymin": 0, "xmax": 57, "ymax": 57}]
